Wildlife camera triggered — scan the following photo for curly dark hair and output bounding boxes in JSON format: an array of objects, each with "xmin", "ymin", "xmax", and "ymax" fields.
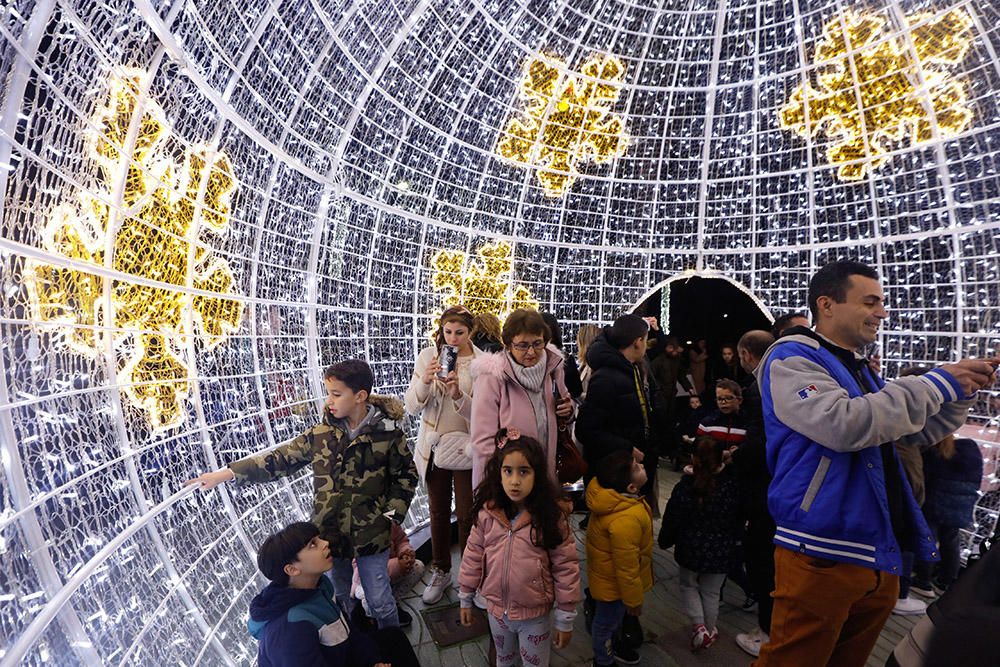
[{"xmin": 470, "ymin": 430, "xmax": 568, "ymax": 550}]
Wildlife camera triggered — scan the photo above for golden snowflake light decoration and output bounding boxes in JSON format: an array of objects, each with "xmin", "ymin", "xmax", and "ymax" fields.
[
  {"xmin": 496, "ymin": 53, "xmax": 629, "ymax": 197},
  {"xmin": 780, "ymin": 9, "xmax": 974, "ymax": 181},
  {"xmin": 24, "ymin": 70, "xmax": 243, "ymax": 431},
  {"xmin": 429, "ymin": 240, "xmax": 539, "ymax": 324}
]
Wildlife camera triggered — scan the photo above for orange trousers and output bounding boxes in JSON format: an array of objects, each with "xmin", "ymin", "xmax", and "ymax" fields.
[{"xmin": 753, "ymin": 547, "xmax": 898, "ymax": 667}]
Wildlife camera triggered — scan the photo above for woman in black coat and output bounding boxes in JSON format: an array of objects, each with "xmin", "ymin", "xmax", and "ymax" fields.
[{"xmin": 912, "ymin": 436, "xmax": 983, "ymax": 594}]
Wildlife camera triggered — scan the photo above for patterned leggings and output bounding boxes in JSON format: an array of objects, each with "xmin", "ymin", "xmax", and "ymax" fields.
[
  {"xmin": 487, "ymin": 612, "xmax": 552, "ymax": 667},
  {"xmin": 678, "ymin": 566, "xmax": 727, "ymax": 630}
]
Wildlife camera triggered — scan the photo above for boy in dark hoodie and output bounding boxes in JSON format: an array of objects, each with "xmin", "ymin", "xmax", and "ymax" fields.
[
  {"xmin": 248, "ymin": 522, "xmax": 387, "ymax": 667},
  {"xmin": 189, "ymin": 359, "xmax": 418, "ymax": 628}
]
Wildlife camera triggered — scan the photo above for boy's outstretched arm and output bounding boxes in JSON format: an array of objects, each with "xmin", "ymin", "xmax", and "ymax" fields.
[
  {"xmin": 186, "ymin": 467, "xmax": 234, "ymax": 490},
  {"xmin": 384, "ymin": 429, "xmax": 417, "ymax": 522},
  {"xmin": 186, "ymin": 426, "xmax": 320, "ymax": 489}
]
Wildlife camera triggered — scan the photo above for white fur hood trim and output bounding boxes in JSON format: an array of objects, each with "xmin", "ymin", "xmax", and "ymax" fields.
[{"xmin": 471, "ymin": 350, "xmax": 509, "ymax": 380}]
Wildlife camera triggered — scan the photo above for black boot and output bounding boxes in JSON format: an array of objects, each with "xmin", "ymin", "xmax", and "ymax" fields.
[{"xmin": 620, "ymin": 613, "xmax": 644, "ymax": 650}]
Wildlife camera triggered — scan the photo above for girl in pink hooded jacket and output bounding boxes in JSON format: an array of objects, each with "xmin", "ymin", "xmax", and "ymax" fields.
[{"xmin": 459, "ymin": 431, "xmax": 580, "ymax": 667}]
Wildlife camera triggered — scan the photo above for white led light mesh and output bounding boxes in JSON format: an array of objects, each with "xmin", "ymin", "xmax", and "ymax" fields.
[{"xmin": 1, "ymin": 0, "xmax": 999, "ymax": 663}]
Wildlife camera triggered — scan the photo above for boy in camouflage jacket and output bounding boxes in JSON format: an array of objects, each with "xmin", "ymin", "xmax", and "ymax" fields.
[{"xmin": 190, "ymin": 359, "xmax": 417, "ymax": 629}]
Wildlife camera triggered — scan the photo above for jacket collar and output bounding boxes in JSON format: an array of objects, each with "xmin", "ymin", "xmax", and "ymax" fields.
[
  {"xmin": 323, "ymin": 394, "xmax": 404, "ymax": 434},
  {"xmin": 755, "ymin": 327, "xmax": 875, "ymax": 395},
  {"xmin": 756, "ymin": 326, "xmax": 866, "ymax": 381},
  {"xmin": 585, "ymin": 333, "xmax": 635, "ymax": 375},
  {"xmin": 486, "ymin": 503, "xmax": 532, "ymax": 531},
  {"xmin": 793, "ymin": 328, "xmax": 872, "ymax": 381},
  {"xmin": 472, "ymin": 345, "xmax": 564, "ymax": 383}
]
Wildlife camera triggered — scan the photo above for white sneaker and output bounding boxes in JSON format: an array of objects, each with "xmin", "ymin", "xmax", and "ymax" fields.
[
  {"xmin": 473, "ymin": 591, "xmax": 487, "ymax": 609},
  {"xmin": 735, "ymin": 626, "xmax": 769, "ymax": 657},
  {"xmin": 421, "ymin": 566, "xmax": 451, "ymax": 605},
  {"xmin": 893, "ymin": 597, "xmax": 928, "ymax": 616}
]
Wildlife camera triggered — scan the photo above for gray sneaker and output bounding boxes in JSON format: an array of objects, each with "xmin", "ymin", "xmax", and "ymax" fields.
[{"xmin": 893, "ymin": 597, "xmax": 928, "ymax": 616}]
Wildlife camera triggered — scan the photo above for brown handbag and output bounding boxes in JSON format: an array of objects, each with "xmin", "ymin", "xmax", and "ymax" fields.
[{"xmin": 555, "ymin": 417, "xmax": 587, "ymax": 485}]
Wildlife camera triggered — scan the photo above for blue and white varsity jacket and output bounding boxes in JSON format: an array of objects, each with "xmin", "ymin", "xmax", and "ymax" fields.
[{"xmin": 756, "ymin": 330, "xmax": 971, "ymax": 574}]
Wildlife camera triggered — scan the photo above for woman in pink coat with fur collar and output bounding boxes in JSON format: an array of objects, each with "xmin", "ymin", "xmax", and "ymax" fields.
[{"xmin": 470, "ymin": 309, "xmax": 575, "ymax": 489}]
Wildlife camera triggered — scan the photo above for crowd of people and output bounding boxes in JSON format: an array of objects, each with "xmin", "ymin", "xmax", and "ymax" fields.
[{"xmin": 188, "ymin": 260, "xmax": 997, "ymax": 667}]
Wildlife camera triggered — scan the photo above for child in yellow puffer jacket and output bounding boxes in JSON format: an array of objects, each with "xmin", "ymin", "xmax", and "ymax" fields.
[{"xmin": 585, "ymin": 450, "xmax": 654, "ymax": 666}]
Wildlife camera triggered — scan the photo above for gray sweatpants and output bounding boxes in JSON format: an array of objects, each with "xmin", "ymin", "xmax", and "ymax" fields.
[{"xmin": 678, "ymin": 566, "xmax": 727, "ymax": 630}]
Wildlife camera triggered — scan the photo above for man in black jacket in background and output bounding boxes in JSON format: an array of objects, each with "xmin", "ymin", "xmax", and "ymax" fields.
[
  {"xmin": 731, "ymin": 329, "xmax": 776, "ymax": 658},
  {"xmin": 577, "ymin": 314, "xmax": 667, "ymax": 498}
]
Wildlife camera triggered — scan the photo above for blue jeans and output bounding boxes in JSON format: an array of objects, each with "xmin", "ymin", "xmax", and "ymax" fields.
[
  {"xmin": 591, "ymin": 600, "xmax": 626, "ymax": 666},
  {"xmin": 331, "ymin": 551, "xmax": 399, "ymax": 628}
]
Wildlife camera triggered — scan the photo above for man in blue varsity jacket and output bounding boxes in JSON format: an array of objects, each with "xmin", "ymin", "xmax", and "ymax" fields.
[
  {"xmin": 248, "ymin": 522, "xmax": 388, "ymax": 667},
  {"xmin": 752, "ymin": 260, "xmax": 995, "ymax": 667}
]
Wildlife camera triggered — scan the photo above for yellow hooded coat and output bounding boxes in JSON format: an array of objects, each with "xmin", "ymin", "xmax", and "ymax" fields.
[{"xmin": 585, "ymin": 478, "xmax": 654, "ymax": 607}]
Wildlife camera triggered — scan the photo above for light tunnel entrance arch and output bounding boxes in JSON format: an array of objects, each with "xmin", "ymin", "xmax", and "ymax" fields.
[{"xmin": 628, "ymin": 269, "xmax": 775, "ymax": 337}]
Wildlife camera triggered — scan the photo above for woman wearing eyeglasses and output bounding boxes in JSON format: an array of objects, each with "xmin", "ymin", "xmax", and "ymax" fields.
[{"xmin": 470, "ymin": 308, "xmax": 575, "ymax": 489}]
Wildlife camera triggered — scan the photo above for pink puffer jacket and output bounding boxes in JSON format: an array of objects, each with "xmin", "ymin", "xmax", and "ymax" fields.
[
  {"xmin": 458, "ymin": 505, "xmax": 580, "ymax": 630},
  {"xmin": 470, "ymin": 347, "xmax": 571, "ymax": 488}
]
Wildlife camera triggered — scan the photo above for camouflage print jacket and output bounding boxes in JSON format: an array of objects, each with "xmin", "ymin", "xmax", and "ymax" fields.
[{"xmin": 229, "ymin": 396, "xmax": 417, "ymax": 559}]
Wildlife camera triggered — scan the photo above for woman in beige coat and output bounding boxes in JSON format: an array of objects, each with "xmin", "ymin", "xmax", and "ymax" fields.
[{"xmin": 404, "ymin": 306, "xmax": 485, "ymax": 604}]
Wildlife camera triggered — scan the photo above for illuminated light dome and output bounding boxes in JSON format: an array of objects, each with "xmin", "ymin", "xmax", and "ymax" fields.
[{"xmin": 1, "ymin": 0, "xmax": 998, "ymax": 663}]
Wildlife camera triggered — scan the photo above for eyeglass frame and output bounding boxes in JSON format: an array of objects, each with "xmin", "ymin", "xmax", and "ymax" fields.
[
  {"xmin": 510, "ymin": 340, "xmax": 546, "ymax": 352},
  {"xmin": 715, "ymin": 395, "xmax": 739, "ymax": 404}
]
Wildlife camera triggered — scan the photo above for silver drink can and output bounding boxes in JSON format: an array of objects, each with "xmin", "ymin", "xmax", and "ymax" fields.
[{"xmin": 438, "ymin": 344, "xmax": 458, "ymax": 378}]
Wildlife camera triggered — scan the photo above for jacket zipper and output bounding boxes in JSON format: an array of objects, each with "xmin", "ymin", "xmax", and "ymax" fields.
[{"xmin": 501, "ymin": 524, "xmax": 514, "ymax": 616}]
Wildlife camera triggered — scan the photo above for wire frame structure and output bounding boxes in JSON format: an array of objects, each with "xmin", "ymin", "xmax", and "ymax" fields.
[{"xmin": 1, "ymin": 0, "xmax": 999, "ymax": 664}]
